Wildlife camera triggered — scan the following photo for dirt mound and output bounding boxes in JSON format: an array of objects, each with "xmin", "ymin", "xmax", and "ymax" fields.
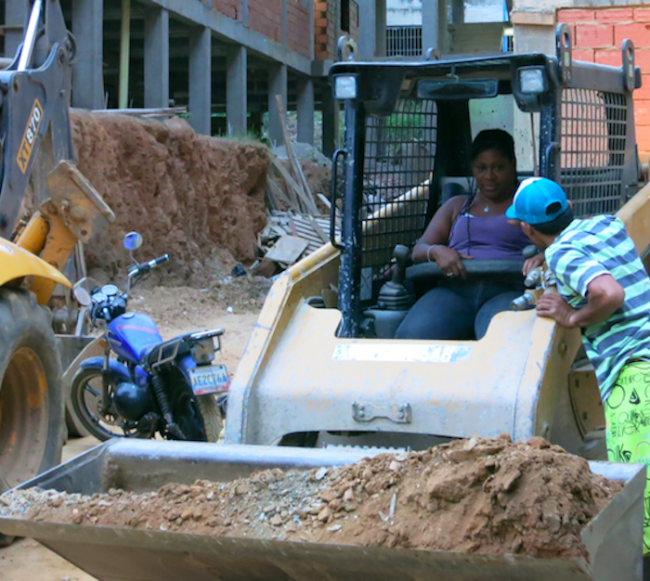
[
  {"xmin": 70, "ymin": 111, "xmax": 270, "ymax": 282},
  {"xmin": 2, "ymin": 436, "xmax": 621, "ymax": 558}
]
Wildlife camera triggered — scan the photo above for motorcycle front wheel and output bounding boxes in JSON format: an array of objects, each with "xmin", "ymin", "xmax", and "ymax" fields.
[{"xmin": 71, "ymin": 368, "xmax": 136, "ymax": 441}]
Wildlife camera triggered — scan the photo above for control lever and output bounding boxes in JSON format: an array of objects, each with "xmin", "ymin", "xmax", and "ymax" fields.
[
  {"xmin": 391, "ymin": 244, "xmax": 410, "ymax": 287},
  {"xmin": 377, "ymin": 245, "xmax": 415, "ymax": 311}
]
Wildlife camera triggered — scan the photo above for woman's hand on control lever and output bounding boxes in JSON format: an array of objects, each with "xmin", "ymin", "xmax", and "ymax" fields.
[{"xmin": 429, "ymin": 245, "xmax": 470, "ymax": 279}]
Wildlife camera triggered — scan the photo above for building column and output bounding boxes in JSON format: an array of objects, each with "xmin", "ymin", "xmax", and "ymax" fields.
[
  {"xmin": 358, "ymin": 0, "xmax": 387, "ymax": 59},
  {"xmin": 321, "ymin": 83, "xmax": 339, "ymax": 158},
  {"xmin": 452, "ymin": 0, "xmax": 464, "ymax": 25},
  {"xmin": 227, "ymin": 46, "xmax": 247, "ymax": 136},
  {"xmin": 72, "ymin": 0, "xmax": 105, "ymax": 109},
  {"xmin": 189, "ymin": 26, "xmax": 212, "ymax": 135},
  {"xmin": 357, "ymin": 0, "xmax": 377, "ymax": 60},
  {"xmin": 375, "ymin": 0, "xmax": 387, "ymax": 58},
  {"xmin": 297, "ymin": 76, "xmax": 315, "ymax": 145},
  {"xmin": 422, "ymin": 0, "xmax": 448, "ymax": 57},
  {"xmin": 4, "ymin": 0, "xmax": 29, "ymax": 59},
  {"xmin": 267, "ymin": 62, "xmax": 287, "ymax": 146},
  {"xmin": 144, "ymin": 6, "xmax": 169, "ymax": 109}
]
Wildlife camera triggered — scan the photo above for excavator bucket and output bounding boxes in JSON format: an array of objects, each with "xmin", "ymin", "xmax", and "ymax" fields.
[{"xmin": 0, "ymin": 439, "xmax": 644, "ymax": 581}]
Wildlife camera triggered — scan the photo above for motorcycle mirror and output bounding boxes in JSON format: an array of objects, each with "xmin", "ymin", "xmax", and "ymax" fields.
[
  {"xmin": 73, "ymin": 286, "xmax": 91, "ymax": 307},
  {"xmin": 123, "ymin": 232, "xmax": 143, "ymax": 252}
]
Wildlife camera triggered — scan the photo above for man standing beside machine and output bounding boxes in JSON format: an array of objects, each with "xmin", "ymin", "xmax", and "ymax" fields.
[{"xmin": 507, "ymin": 176, "xmax": 650, "ymax": 573}]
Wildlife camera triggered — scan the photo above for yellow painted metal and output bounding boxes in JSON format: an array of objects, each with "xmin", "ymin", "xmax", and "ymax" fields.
[
  {"xmin": 28, "ymin": 201, "xmax": 78, "ymax": 304},
  {"xmin": 0, "ymin": 236, "xmax": 70, "ymax": 291},
  {"xmin": 45, "ymin": 160, "xmax": 115, "ymax": 243},
  {"xmin": 617, "ymin": 181, "xmax": 650, "ymax": 255},
  {"xmin": 11, "ymin": 160, "xmax": 115, "ymax": 305},
  {"xmin": 15, "ymin": 215, "xmax": 49, "ymax": 256}
]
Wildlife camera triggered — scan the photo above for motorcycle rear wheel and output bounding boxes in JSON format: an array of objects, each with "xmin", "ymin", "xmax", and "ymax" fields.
[
  {"xmin": 197, "ymin": 394, "xmax": 224, "ymax": 442},
  {"xmin": 71, "ymin": 368, "xmax": 134, "ymax": 441}
]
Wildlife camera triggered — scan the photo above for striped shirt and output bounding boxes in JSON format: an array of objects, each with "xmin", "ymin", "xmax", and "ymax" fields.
[{"xmin": 546, "ymin": 215, "xmax": 650, "ymax": 402}]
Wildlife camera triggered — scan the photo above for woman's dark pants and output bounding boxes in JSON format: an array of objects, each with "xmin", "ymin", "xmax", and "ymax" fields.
[{"xmin": 395, "ymin": 279, "xmax": 525, "ymax": 340}]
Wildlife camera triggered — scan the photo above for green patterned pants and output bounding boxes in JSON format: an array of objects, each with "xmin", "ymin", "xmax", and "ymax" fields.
[{"xmin": 605, "ymin": 360, "xmax": 650, "ymax": 555}]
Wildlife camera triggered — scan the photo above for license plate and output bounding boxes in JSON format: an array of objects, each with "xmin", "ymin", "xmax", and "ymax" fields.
[{"xmin": 189, "ymin": 364, "xmax": 229, "ymax": 395}]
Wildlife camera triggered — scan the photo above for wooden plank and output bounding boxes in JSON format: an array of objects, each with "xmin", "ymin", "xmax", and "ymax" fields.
[
  {"xmin": 265, "ymin": 235, "xmax": 309, "ymax": 264},
  {"xmin": 270, "ymin": 158, "xmax": 302, "ymax": 210},
  {"xmin": 274, "ymin": 94, "xmax": 319, "ymax": 215},
  {"xmin": 307, "ymin": 215, "xmax": 328, "ymax": 244}
]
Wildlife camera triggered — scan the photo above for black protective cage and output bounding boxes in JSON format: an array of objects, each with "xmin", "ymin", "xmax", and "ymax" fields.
[{"xmin": 329, "ymin": 26, "xmax": 642, "ymax": 338}]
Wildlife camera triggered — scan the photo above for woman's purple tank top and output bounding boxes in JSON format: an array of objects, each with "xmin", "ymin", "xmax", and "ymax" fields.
[{"xmin": 448, "ymin": 212, "xmax": 531, "ymax": 260}]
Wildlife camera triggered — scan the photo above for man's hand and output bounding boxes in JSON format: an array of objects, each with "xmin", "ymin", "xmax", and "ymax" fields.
[
  {"xmin": 536, "ymin": 293, "xmax": 576, "ymax": 328},
  {"xmin": 536, "ymin": 274, "xmax": 624, "ymax": 330},
  {"xmin": 523, "ymin": 252, "xmax": 545, "ymax": 276}
]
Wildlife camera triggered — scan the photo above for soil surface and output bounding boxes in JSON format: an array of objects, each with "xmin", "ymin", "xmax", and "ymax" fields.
[
  {"xmin": 1, "ymin": 436, "xmax": 622, "ymax": 560},
  {"xmin": 70, "ymin": 111, "xmax": 270, "ymax": 283}
]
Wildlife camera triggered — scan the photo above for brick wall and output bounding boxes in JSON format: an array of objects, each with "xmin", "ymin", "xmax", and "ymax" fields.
[
  {"xmin": 288, "ymin": 0, "xmax": 312, "ymax": 58},
  {"xmin": 313, "ymin": 1, "xmax": 359, "ymax": 60},
  {"xmin": 558, "ymin": 6, "xmax": 650, "ymax": 161},
  {"xmin": 203, "ymin": 0, "xmax": 243, "ymax": 21},
  {"xmin": 348, "ymin": 0, "xmax": 360, "ymax": 43},
  {"xmin": 248, "ymin": 0, "xmax": 284, "ymax": 44},
  {"xmin": 315, "ymin": 1, "xmax": 337, "ymax": 60}
]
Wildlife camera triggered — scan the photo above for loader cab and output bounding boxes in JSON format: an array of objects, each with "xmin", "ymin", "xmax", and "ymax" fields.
[
  {"xmin": 329, "ymin": 26, "xmax": 642, "ymax": 341},
  {"xmin": 224, "ymin": 27, "xmax": 647, "ymax": 455}
]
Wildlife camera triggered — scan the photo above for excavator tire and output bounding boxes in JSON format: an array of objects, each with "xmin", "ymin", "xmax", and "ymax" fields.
[
  {"xmin": 0, "ymin": 288, "xmax": 65, "ymax": 490},
  {"xmin": 197, "ymin": 395, "xmax": 224, "ymax": 443}
]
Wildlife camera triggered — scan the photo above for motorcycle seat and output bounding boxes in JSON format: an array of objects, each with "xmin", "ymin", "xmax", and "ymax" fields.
[{"xmin": 142, "ymin": 336, "xmax": 191, "ymax": 367}]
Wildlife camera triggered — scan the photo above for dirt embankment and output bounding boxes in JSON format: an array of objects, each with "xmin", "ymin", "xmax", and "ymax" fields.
[
  {"xmin": 2, "ymin": 436, "xmax": 621, "ymax": 559},
  {"xmin": 71, "ymin": 111, "xmax": 270, "ymax": 284}
]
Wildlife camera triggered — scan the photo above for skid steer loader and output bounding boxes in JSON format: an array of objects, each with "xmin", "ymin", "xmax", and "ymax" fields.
[
  {"xmin": 0, "ymin": 0, "xmax": 113, "ymax": 545},
  {"xmin": 224, "ymin": 26, "xmax": 648, "ymax": 456}
]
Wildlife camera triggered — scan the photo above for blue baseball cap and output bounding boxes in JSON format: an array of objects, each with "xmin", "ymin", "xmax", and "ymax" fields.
[{"xmin": 505, "ymin": 177, "xmax": 569, "ymax": 225}]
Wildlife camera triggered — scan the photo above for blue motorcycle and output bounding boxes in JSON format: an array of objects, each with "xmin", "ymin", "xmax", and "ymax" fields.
[{"xmin": 70, "ymin": 232, "xmax": 227, "ymax": 442}]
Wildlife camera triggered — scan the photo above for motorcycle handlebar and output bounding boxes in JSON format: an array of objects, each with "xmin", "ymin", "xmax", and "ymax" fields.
[
  {"xmin": 129, "ymin": 254, "xmax": 170, "ymax": 277},
  {"xmin": 146, "ymin": 254, "xmax": 170, "ymax": 268}
]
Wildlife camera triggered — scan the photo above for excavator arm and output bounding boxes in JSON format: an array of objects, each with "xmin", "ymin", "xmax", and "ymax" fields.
[
  {"xmin": 0, "ymin": 0, "xmax": 113, "ymax": 305},
  {"xmin": 0, "ymin": 0, "xmax": 76, "ymax": 238}
]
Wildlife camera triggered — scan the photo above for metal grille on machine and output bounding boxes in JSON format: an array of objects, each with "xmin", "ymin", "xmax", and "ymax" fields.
[
  {"xmin": 360, "ymin": 99, "xmax": 437, "ymax": 290},
  {"xmin": 560, "ymin": 89, "xmax": 627, "ymax": 217}
]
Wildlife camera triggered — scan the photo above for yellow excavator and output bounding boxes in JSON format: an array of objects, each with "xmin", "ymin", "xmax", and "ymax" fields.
[{"xmin": 0, "ymin": 0, "xmax": 113, "ymax": 545}]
